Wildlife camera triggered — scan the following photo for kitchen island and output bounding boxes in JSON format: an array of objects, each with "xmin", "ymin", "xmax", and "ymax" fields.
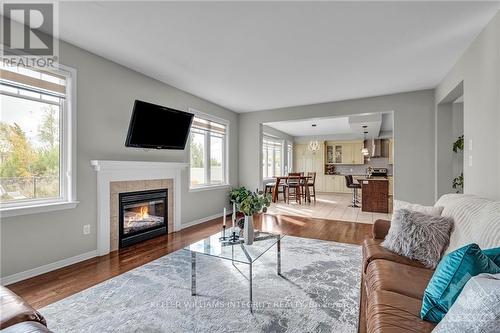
[{"xmin": 357, "ymin": 177, "xmax": 389, "ymax": 213}]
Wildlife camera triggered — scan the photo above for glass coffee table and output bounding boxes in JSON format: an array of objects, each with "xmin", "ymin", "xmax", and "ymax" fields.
[{"xmin": 184, "ymin": 229, "xmax": 285, "ymax": 312}]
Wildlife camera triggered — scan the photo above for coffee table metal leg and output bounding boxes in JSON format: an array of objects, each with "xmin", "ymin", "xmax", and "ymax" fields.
[
  {"xmin": 277, "ymin": 237, "xmax": 281, "ymax": 275},
  {"xmin": 249, "ymin": 262, "xmax": 253, "ymax": 313},
  {"xmin": 191, "ymin": 252, "xmax": 196, "ymax": 296}
]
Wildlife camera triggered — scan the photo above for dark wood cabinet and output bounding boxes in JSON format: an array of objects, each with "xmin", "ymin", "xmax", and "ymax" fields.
[{"xmin": 361, "ymin": 179, "xmax": 389, "ymax": 213}]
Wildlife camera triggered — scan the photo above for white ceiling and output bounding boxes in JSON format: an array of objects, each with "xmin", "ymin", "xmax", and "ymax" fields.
[
  {"xmin": 267, "ymin": 116, "xmax": 351, "ymax": 137},
  {"xmin": 265, "ymin": 112, "xmax": 390, "ymax": 138},
  {"xmin": 55, "ymin": 1, "xmax": 499, "ymax": 112}
]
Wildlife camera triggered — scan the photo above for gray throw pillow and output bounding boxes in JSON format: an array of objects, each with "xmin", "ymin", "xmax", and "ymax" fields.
[
  {"xmin": 382, "ymin": 209, "xmax": 454, "ymax": 268},
  {"xmin": 433, "ymin": 273, "xmax": 500, "ymax": 333}
]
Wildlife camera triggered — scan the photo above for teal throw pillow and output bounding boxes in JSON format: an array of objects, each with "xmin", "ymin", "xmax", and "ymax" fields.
[{"xmin": 420, "ymin": 243, "xmax": 500, "ymax": 323}]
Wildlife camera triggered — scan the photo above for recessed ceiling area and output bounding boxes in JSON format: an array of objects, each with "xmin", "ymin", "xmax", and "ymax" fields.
[
  {"xmin": 52, "ymin": 1, "xmax": 500, "ymax": 112},
  {"xmin": 265, "ymin": 112, "xmax": 392, "ymax": 140}
]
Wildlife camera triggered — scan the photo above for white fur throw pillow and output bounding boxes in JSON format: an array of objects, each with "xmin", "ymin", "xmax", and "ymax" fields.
[
  {"xmin": 382, "ymin": 209, "xmax": 454, "ymax": 268},
  {"xmin": 393, "ymin": 199, "xmax": 444, "ymax": 216}
]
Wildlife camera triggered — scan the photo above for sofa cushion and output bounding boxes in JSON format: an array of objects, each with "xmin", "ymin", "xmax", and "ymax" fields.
[
  {"xmin": 394, "ymin": 199, "xmax": 444, "ymax": 216},
  {"xmin": 365, "ymin": 260, "xmax": 434, "ymax": 300},
  {"xmin": 421, "ymin": 243, "xmax": 500, "ymax": 323},
  {"xmin": 382, "ymin": 209, "xmax": 454, "ymax": 268},
  {"xmin": 366, "ymin": 290, "xmax": 436, "ymax": 333},
  {"xmin": 362, "ymin": 239, "xmax": 426, "ymax": 273},
  {"xmin": 0, "ymin": 286, "xmax": 47, "ymax": 329},
  {"xmin": 436, "ymin": 194, "xmax": 500, "ymax": 254}
]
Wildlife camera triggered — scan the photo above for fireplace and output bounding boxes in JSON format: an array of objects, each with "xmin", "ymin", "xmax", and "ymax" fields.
[{"xmin": 119, "ymin": 189, "xmax": 168, "ymax": 248}]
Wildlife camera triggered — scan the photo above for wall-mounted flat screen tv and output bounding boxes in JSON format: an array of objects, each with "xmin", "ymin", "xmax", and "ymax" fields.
[{"xmin": 125, "ymin": 100, "xmax": 194, "ymax": 149}]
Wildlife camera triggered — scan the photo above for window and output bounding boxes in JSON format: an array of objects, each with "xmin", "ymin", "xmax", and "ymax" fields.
[
  {"xmin": 262, "ymin": 136, "xmax": 283, "ymax": 179},
  {"xmin": 0, "ymin": 64, "xmax": 77, "ymax": 216},
  {"xmin": 189, "ymin": 114, "xmax": 228, "ymax": 188},
  {"xmin": 287, "ymin": 142, "xmax": 293, "ymax": 173}
]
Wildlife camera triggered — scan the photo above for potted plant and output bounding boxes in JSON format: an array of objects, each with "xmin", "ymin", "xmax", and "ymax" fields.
[{"xmin": 238, "ymin": 190, "xmax": 271, "ymax": 245}]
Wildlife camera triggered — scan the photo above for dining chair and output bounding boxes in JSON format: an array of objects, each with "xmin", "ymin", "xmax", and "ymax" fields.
[
  {"xmin": 285, "ymin": 175, "xmax": 302, "ymax": 204},
  {"xmin": 264, "ymin": 179, "xmax": 286, "ymax": 202},
  {"xmin": 303, "ymin": 172, "xmax": 316, "ymax": 202}
]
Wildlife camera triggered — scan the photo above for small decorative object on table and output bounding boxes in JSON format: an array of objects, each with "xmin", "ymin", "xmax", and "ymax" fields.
[
  {"xmin": 239, "ymin": 189, "xmax": 271, "ymax": 245},
  {"xmin": 221, "ymin": 228, "xmax": 243, "ymax": 246},
  {"xmin": 219, "ymin": 207, "xmax": 228, "ymax": 241}
]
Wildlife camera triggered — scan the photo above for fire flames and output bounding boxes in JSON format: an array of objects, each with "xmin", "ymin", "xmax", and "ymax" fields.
[{"xmin": 139, "ymin": 206, "xmax": 149, "ymax": 220}]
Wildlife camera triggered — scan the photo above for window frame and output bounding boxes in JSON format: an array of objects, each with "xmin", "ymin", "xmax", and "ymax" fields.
[
  {"xmin": 262, "ymin": 134, "xmax": 284, "ymax": 180},
  {"xmin": 0, "ymin": 64, "xmax": 78, "ymax": 218},
  {"xmin": 287, "ymin": 142, "xmax": 293, "ymax": 173},
  {"xmin": 188, "ymin": 108, "xmax": 230, "ymax": 191}
]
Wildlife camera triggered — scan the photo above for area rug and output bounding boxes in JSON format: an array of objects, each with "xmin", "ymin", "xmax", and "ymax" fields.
[{"xmin": 40, "ymin": 236, "xmax": 362, "ymax": 333}]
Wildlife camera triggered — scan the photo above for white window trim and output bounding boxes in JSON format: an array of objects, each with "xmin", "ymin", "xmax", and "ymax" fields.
[
  {"xmin": 262, "ymin": 134, "xmax": 284, "ymax": 180},
  {"xmin": 287, "ymin": 142, "xmax": 294, "ymax": 173},
  {"xmin": 188, "ymin": 108, "xmax": 230, "ymax": 191},
  {"xmin": 0, "ymin": 64, "xmax": 78, "ymax": 218}
]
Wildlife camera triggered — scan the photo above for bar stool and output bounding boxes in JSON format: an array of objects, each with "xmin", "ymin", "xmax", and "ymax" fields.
[{"xmin": 345, "ymin": 175, "xmax": 361, "ymax": 208}]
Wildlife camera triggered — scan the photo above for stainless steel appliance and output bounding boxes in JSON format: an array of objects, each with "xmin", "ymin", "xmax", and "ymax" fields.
[{"xmin": 370, "ymin": 167, "xmax": 388, "ymax": 177}]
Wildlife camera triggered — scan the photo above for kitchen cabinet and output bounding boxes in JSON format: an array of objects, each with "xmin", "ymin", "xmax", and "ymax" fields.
[
  {"xmin": 341, "ymin": 144, "xmax": 353, "ymax": 164},
  {"xmin": 293, "ymin": 143, "xmax": 325, "ymax": 192},
  {"xmin": 360, "ymin": 178, "xmax": 389, "ymax": 213},
  {"xmin": 324, "ymin": 141, "xmax": 365, "ymax": 165},
  {"xmin": 352, "ymin": 142, "xmax": 364, "ymax": 164},
  {"xmin": 388, "ymin": 176, "xmax": 393, "ymax": 195},
  {"xmin": 324, "ymin": 176, "xmax": 335, "ymax": 192},
  {"xmin": 388, "ymin": 139, "xmax": 394, "ymax": 164}
]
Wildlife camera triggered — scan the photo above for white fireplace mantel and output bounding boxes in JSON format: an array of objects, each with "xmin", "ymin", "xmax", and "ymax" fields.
[{"xmin": 91, "ymin": 160, "xmax": 188, "ymax": 256}]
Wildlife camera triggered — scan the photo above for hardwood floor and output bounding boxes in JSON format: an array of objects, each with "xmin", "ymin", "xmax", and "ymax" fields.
[{"xmin": 7, "ymin": 214, "xmax": 372, "ymax": 310}]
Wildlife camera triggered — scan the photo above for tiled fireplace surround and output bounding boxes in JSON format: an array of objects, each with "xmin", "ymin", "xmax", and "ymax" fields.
[
  {"xmin": 109, "ymin": 179, "xmax": 174, "ymax": 252},
  {"xmin": 91, "ymin": 160, "xmax": 187, "ymax": 256}
]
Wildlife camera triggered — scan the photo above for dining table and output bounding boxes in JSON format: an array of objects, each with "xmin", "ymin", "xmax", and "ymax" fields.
[{"xmin": 271, "ymin": 175, "xmax": 312, "ymax": 204}]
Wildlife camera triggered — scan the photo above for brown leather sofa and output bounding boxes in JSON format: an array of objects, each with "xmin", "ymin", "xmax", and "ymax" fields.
[
  {"xmin": 361, "ymin": 219, "xmax": 436, "ymax": 333},
  {"xmin": 0, "ymin": 286, "xmax": 52, "ymax": 333}
]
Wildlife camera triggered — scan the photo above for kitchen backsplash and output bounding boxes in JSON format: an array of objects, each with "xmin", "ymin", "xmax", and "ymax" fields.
[{"xmin": 334, "ymin": 158, "xmax": 393, "ymax": 175}]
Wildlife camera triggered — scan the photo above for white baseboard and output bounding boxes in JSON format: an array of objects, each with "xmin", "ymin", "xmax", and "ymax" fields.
[
  {"xmin": 182, "ymin": 210, "xmax": 233, "ymax": 229},
  {"xmin": 1, "ymin": 250, "xmax": 98, "ymax": 286}
]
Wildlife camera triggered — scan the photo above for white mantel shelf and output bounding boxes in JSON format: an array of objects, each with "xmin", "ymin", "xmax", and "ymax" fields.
[
  {"xmin": 90, "ymin": 160, "xmax": 187, "ymax": 256},
  {"xmin": 90, "ymin": 160, "xmax": 189, "ymax": 171}
]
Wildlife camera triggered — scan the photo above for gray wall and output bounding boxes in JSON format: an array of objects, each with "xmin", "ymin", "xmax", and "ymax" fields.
[
  {"xmin": 239, "ymin": 90, "xmax": 436, "ymax": 205},
  {"xmin": 1, "ymin": 41, "xmax": 238, "ymax": 278},
  {"xmin": 436, "ymin": 103, "xmax": 455, "ymax": 197},
  {"xmin": 435, "ymin": 11, "xmax": 500, "ymax": 200}
]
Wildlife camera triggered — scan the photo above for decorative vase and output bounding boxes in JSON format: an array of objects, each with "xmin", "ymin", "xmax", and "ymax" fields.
[{"xmin": 243, "ymin": 215, "xmax": 254, "ymax": 245}]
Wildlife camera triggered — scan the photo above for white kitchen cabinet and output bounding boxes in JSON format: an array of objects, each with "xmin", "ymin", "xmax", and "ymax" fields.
[
  {"xmin": 352, "ymin": 142, "xmax": 364, "ymax": 164},
  {"xmin": 293, "ymin": 143, "xmax": 325, "ymax": 191},
  {"xmin": 324, "ymin": 175, "xmax": 336, "ymax": 192},
  {"xmin": 324, "ymin": 141, "xmax": 365, "ymax": 165},
  {"xmin": 388, "ymin": 139, "xmax": 394, "ymax": 164}
]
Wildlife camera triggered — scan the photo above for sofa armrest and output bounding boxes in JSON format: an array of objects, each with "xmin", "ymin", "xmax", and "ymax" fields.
[
  {"xmin": 373, "ymin": 219, "xmax": 391, "ymax": 240},
  {"xmin": 0, "ymin": 286, "xmax": 47, "ymax": 329}
]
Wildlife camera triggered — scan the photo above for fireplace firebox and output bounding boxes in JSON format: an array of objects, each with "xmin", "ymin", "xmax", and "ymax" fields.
[{"xmin": 119, "ymin": 189, "xmax": 168, "ymax": 248}]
